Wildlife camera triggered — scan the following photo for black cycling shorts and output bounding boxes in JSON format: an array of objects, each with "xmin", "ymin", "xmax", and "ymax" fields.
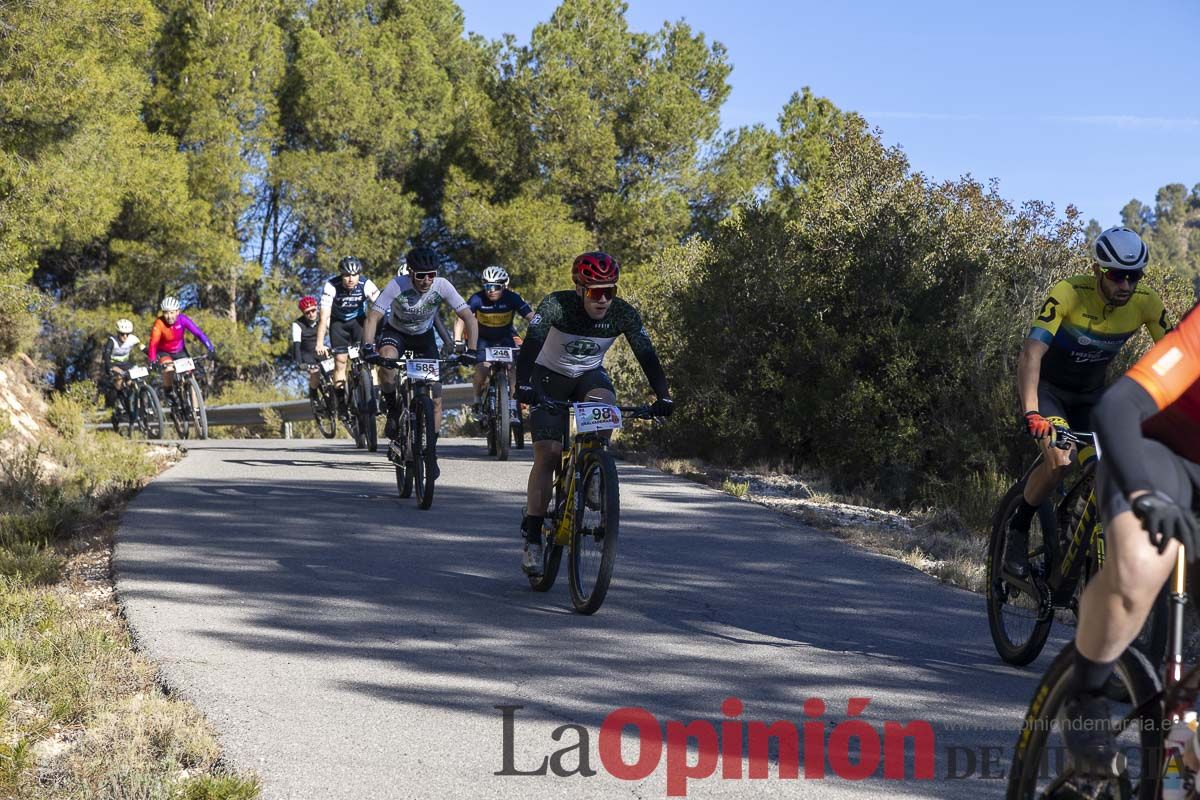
[
  {"xmin": 1099, "ymin": 438, "xmax": 1200, "ymax": 523},
  {"xmin": 376, "ymin": 326, "xmax": 441, "ymax": 398},
  {"xmin": 1038, "ymin": 382, "xmax": 1103, "ymax": 433},
  {"xmin": 330, "ymin": 317, "xmax": 364, "ymax": 348},
  {"xmin": 296, "ymin": 349, "xmax": 320, "ymax": 366},
  {"xmin": 528, "ymin": 364, "xmax": 616, "ymax": 443}
]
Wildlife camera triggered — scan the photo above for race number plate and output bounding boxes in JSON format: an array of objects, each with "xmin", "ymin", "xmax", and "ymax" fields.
[
  {"xmin": 320, "ymin": 358, "xmax": 335, "ymax": 372},
  {"xmin": 347, "ymin": 345, "xmax": 360, "ymax": 360},
  {"xmin": 406, "ymin": 359, "xmax": 440, "ymax": 382},
  {"xmin": 574, "ymin": 402, "xmax": 622, "ymax": 433},
  {"xmin": 172, "ymin": 357, "xmax": 195, "ymax": 373},
  {"xmin": 485, "ymin": 347, "xmax": 514, "ymax": 363},
  {"xmin": 127, "ymin": 366, "xmax": 149, "ymax": 379}
]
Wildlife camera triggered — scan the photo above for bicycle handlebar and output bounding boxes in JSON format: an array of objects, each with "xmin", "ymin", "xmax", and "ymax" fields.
[
  {"xmin": 1051, "ymin": 425, "xmax": 1096, "ymax": 450},
  {"xmin": 533, "ymin": 397, "xmax": 659, "ymax": 420}
]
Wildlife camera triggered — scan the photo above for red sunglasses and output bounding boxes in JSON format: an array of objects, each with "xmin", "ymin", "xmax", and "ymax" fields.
[{"xmin": 582, "ymin": 285, "xmax": 616, "ymax": 301}]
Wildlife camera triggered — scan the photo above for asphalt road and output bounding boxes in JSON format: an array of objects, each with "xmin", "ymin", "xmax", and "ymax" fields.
[{"xmin": 114, "ymin": 438, "xmax": 1060, "ymax": 799}]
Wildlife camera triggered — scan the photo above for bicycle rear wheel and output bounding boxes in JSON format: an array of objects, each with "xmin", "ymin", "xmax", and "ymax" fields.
[
  {"xmin": 136, "ymin": 386, "xmax": 164, "ymax": 440},
  {"xmin": 986, "ymin": 479, "xmax": 1056, "ymax": 665},
  {"xmin": 528, "ymin": 488, "xmax": 564, "ymax": 592},
  {"xmin": 413, "ymin": 394, "xmax": 436, "ymax": 509},
  {"xmin": 568, "ymin": 452, "xmax": 620, "ymax": 614},
  {"xmin": 1007, "ymin": 642, "xmax": 1160, "ymax": 800}
]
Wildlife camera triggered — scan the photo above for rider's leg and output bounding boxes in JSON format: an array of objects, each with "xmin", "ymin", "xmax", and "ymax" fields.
[
  {"xmin": 525, "ymin": 439, "xmax": 562, "ymax": 530},
  {"xmin": 333, "ymin": 353, "xmax": 349, "ymax": 407},
  {"xmin": 472, "ymin": 362, "xmax": 488, "ymax": 410},
  {"xmin": 1005, "ymin": 398, "xmax": 1076, "ymax": 577},
  {"xmin": 378, "ymin": 343, "xmax": 400, "ymax": 437}
]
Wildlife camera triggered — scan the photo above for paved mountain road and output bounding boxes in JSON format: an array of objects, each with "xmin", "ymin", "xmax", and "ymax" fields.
[{"xmin": 115, "ymin": 438, "xmax": 1054, "ymax": 799}]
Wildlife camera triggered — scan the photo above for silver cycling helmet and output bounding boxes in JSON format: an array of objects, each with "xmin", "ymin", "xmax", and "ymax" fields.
[
  {"xmin": 160, "ymin": 296, "xmax": 181, "ymax": 312},
  {"xmin": 482, "ymin": 265, "xmax": 509, "ymax": 286},
  {"xmin": 116, "ymin": 318, "xmax": 134, "ymax": 334},
  {"xmin": 1092, "ymin": 226, "xmax": 1149, "ymax": 271}
]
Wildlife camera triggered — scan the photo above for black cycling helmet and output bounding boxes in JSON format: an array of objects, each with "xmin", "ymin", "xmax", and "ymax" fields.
[
  {"xmin": 405, "ymin": 246, "xmax": 439, "ymax": 273},
  {"xmin": 338, "ymin": 256, "xmax": 363, "ymax": 276}
]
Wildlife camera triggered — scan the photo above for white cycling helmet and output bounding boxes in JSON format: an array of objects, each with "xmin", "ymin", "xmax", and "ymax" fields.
[
  {"xmin": 116, "ymin": 318, "xmax": 134, "ymax": 334},
  {"xmin": 160, "ymin": 296, "xmax": 181, "ymax": 312},
  {"xmin": 482, "ymin": 266, "xmax": 509, "ymax": 285},
  {"xmin": 1092, "ymin": 226, "xmax": 1149, "ymax": 271}
]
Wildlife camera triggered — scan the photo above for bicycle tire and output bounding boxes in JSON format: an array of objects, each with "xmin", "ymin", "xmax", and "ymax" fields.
[
  {"xmin": 313, "ymin": 386, "xmax": 337, "ymax": 438},
  {"xmin": 1007, "ymin": 642, "xmax": 1161, "ymax": 800},
  {"xmin": 486, "ymin": 383, "xmax": 498, "ymax": 456},
  {"xmin": 528, "ymin": 490, "xmax": 564, "ymax": 592},
  {"xmin": 568, "ymin": 452, "xmax": 620, "ymax": 615},
  {"xmin": 117, "ymin": 392, "xmax": 134, "ymax": 437},
  {"xmin": 394, "ymin": 462, "xmax": 407, "ymax": 498},
  {"xmin": 137, "ymin": 386, "xmax": 164, "ymax": 440},
  {"xmin": 170, "ymin": 385, "xmax": 191, "ymax": 439},
  {"xmin": 186, "ymin": 376, "xmax": 208, "ymax": 440},
  {"xmin": 986, "ymin": 479, "xmax": 1057, "ymax": 665},
  {"xmin": 495, "ymin": 370, "xmax": 511, "ymax": 461},
  {"xmin": 413, "ymin": 394, "xmax": 436, "ymax": 509},
  {"xmin": 359, "ymin": 368, "xmax": 377, "ymax": 452}
]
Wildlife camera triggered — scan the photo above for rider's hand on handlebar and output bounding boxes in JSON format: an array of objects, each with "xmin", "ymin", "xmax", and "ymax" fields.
[
  {"xmin": 453, "ymin": 339, "xmax": 467, "ymax": 355},
  {"xmin": 457, "ymin": 350, "xmax": 477, "ymax": 366},
  {"xmin": 316, "ymin": 345, "xmax": 330, "ymax": 358},
  {"xmin": 516, "ymin": 383, "xmax": 539, "ymax": 405},
  {"xmin": 1133, "ymin": 491, "xmax": 1200, "ymax": 560},
  {"xmin": 360, "ymin": 342, "xmax": 381, "ymax": 364},
  {"xmin": 1024, "ymin": 411, "xmax": 1052, "ymax": 440},
  {"xmin": 649, "ymin": 397, "xmax": 674, "ymax": 418}
]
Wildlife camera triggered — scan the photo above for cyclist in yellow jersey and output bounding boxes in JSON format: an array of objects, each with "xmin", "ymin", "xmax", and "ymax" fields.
[{"xmin": 1004, "ymin": 226, "xmax": 1172, "ymax": 578}]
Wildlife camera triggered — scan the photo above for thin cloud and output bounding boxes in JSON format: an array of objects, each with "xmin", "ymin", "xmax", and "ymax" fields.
[
  {"xmin": 1046, "ymin": 114, "xmax": 1200, "ymax": 131},
  {"xmin": 866, "ymin": 111, "xmax": 988, "ymax": 121}
]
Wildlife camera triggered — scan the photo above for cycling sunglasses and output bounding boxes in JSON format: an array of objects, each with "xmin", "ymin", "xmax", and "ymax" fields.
[
  {"xmin": 483, "ymin": 282, "xmax": 505, "ymax": 292},
  {"xmin": 412, "ymin": 271, "xmax": 437, "ymax": 281},
  {"xmin": 1101, "ymin": 267, "xmax": 1144, "ymax": 284},
  {"xmin": 582, "ymin": 285, "xmax": 616, "ymax": 301}
]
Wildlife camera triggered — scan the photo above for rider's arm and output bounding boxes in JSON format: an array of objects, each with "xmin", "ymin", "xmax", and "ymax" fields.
[
  {"xmin": 291, "ymin": 322, "xmax": 303, "ymax": 364},
  {"xmin": 363, "ymin": 308, "xmax": 384, "ymax": 349},
  {"xmin": 454, "ymin": 294, "xmax": 480, "ymax": 342},
  {"xmin": 515, "ymin": 296, "xmax": 561, "ymax": 385},
  {"xmin": 316, "ymin": 282, "xmax": 336, "ymax": 352},
  {"xmin": 147, "ymin": 319, "xmax": 164, "ymax": 362},
  {"xmin": 180, "ymin": 314, "xmax": 214, "ymax": 352},
  {"xmin": 432, "ymin": 312, "xmax": 452, "ymax": 354},
  {"xmin": 1145, "ymin": 289, "xmax": 1172, "ymax": 341},
  {"xmin": 1094, "ymin": 378, "xmax": 1160, "ymax": 498},
  {"xmin": 437, "ymin": 279, "xmax": 477, "ymax": 349},
  {"xmin": 455, "ymin": 307, "xmax": 478, "ymax": 350},
  {"xmin": 622, "ymin": 313, "xmax": 670, "ymax": 399},
  {"xmin": 1016, "ymin": 339, "xmax": 1049, "ymax": 415}
]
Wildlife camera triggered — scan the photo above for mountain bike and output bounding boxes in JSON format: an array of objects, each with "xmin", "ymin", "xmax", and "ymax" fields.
[
  {"xmin": 308, "ymin": 357, "xmax": 339, "ymax": 439},
  {"xmin": 378, "ymin": 353, "xmax": 462, "ymax": 510},
  {"xmin": 335, "ymin": 345, "xmax": 377, "ymax": 451},
  {"xmin": 1008, "ymin": 543, "xmax": 1197, "ymax": 799},
  {"xmin": 526, "ymin": 399, "xmax": 657, "ymax": 615},
  {"xmin": 987, "ymin": 426, "xmax": 1167, "ymax": 666},
  {"xmin": 478, "ymin": 345, "xmax": 524, "ymax": 460},
  {"xmin": 160, "ymin": 354, "xmax": 209, "ymax": 440},
  {"xmin": 109, "ymin": 365, "xmax": 163, "ymax": 439}
]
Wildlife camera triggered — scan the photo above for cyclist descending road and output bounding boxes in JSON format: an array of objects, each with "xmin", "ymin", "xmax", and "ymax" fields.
[
  {"xmin": 148, "ymin": 296, "xmax": 216, "ymax": 391},
  {"xmin": 292, "ymin": 296, "xmax": 326, "ymax": 402},
  {"xmin": 362, "ymin": 246, "xmax": 479, "ymax": 478},
  {"xmin": 514, "ymin": 251, "xmax": 674, "ymax": 575},
  {"xmin": 100, "ymin": 318, "xmax": 144, "ymax": 409},
  {"xmin": 1003, "ymin": 226, "xmax": 1172, "ymax": 580},
  {"xmin": 316, "ymin": 256, "xmax": 381, "ymax": 410},
  {"xmin": 1056, "ymin": 301, "xmax": 1200, "ymax": 777},
  {"xmin": 453, "ymin": 265, "xmax": 535, "ymax": 418}
]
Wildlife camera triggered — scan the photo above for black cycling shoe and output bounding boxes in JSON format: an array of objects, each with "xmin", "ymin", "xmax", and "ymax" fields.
[
  {"xmin": 1003, "ymin": 523, "xmax": 1031, "ymax": 580},
  {"xmin": 1061, "ymin": 691, "xmax": 1122, "ymax": 777},
  {"xmin": 384, "ymin": 415, "xmax": 398, "ymax": 440}
]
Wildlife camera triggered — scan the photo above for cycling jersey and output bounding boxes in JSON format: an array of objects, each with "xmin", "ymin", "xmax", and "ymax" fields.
[
  {"xmin": 321, "ymin": 276, "xmax": 381, "ymax": 322},
  {"xmin": 291, "ymin": 315, "xmax": 322, "ymax": 364},
  {"xmin": 1027, "ymin": 275, "xmax": 1170, "ymax": 393},
  {"xmin": 467, "ymin": 289, "xmax": 532, "ymax": 341},
  {"xmin": 103, "ymin": 334, "xmax": 141, "ymax": 370},
  {"xmin": 148, "ymin": 314, "xmax": 212, "ymax": 361},
  {"xmin": 372, "ymin": 275, "xmax": 467, "ymax": 336},
  {"xmin": 1125, "ymin": 304, "xmax": 1200, "ymax": 465},
  {"xmin": 516, "ymin": 290, "xmax": 668, "ymax": 398}
]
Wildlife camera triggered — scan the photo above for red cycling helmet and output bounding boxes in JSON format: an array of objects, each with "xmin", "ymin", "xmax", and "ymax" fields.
[
  {"xmin": 298, "ymin": 295, "xmax": 318, "ymax": 312},
  {"xmin": 571, "ymin": 252, "xmax": 619, "ymax": 287}
]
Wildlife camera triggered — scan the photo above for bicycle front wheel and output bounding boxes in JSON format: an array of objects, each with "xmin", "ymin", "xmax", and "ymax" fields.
[
  {"xmin": 986, "ymin": 480, "xmax": 1055, "ymax": 665},
  {"xmin": 313, "ymin": 385, "xmax": 337, "ymax": 438},
  {"xmin": 359, "ymin": 368, "xmax": 377, "ymax": 452},
  {"xmin": 495, "ymin": 370, "xmax": 511, "ymax": 461},
  {"xmin": 170, "ymin": 386, "xmax": 190, "ymax": 439},
  {"xmin": 413, "ymin": 394, "xmax": 436, "ymax": 509},
  {"xmin": 568, "ymin": 452, "xmax": 620, "ymax": 614},
  {"xmin": 1007, "ymin": 642, "xmax": 1161, "ymax": 800},
  {"xmin": 186, "ymin": 376, "xmax": 208, "ymax": 440},
  {"xmin": 137, "ymin": 386, "xmax": 164, "ymax": 440}
]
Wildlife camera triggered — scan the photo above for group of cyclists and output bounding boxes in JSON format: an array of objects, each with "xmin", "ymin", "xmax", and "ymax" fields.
[
  {"xmin": 1002, "ymin": 223, "xmax": 1200, "ymax": 779},
  {"xmin": 100, "ymin": 222, "xmax": 1200, "ymax": 782}
]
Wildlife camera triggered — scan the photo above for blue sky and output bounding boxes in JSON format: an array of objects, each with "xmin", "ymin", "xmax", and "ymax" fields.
[{"xmin": 454, "ymin": 0, "xmax": 1200, "ymax": 226}]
